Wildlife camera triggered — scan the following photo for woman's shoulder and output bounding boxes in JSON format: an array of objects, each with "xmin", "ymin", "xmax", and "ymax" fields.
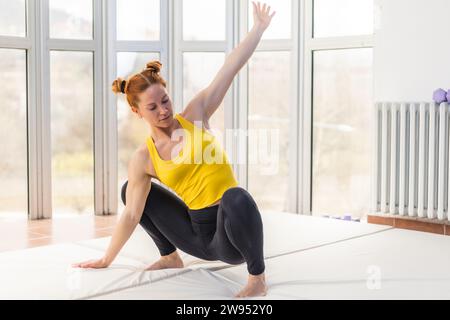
[{"xmin": 133, "ymin": 143, "xmax": 159, "ymax": 180}]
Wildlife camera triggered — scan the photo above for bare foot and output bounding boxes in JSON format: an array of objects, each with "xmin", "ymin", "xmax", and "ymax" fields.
[
  {"xmin": 235, "ymin": 272, "xmax": 268, "ymax": 298},
  {"xmin": 145, "ymin": 250, "xmax": 184, "ymax": 271}
]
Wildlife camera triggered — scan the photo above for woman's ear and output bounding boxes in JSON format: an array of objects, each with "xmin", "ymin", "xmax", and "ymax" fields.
[{"xmin": 131, "ymin": 107, "xmax": 142, "ymax": 118}]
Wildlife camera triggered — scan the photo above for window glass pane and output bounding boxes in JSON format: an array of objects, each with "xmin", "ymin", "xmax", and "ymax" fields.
[
  {"xmin": 0, "ymin": 0, "xmax": 26, "ymax": 37},
  {"xmin": 117, "ymin": 0, "xmax": 160, "ymax": 41},
  {"xmin": 183, "ymin": 0, "xmax": 225, "ymax": 41},
  {"xmin": 117, "ymin": 52, "xmax": 160, "ymax": 212},
  {"xmin": 313, "ymin": 0, "xmax": 373, "ymax": 38},
  {"xmin": 49, "ymin": 0, "xmax": 93, "ymax": 40},
  {"xmin": 248, "ymin": 51, "xmax": 291, "ymax": 212},
  {"xmin": 312, "ymin": 48, "xmax": 373, "ymax": 218},
  {"xmin": 0, "ymin": 49, "xmax": 28, "ymax": 217},
  {"xmin": 248, "ymin": 0, "xmax": 291, "ymax": 40},
  {"xmin": 50, "ymin": 51, "xmax": 94, "ymax": 215},
  {"xmin": 183, "ymin": 52, "xmax": 226, "ymax": 145}
]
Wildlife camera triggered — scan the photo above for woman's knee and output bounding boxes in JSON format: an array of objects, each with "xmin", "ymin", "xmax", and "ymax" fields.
[{"xmin": 221, "ymin": 187, "xmax": 257, "ymax": 211}]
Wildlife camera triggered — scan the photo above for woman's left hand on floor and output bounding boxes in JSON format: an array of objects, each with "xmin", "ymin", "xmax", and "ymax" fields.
[{"xmin": 71, "ymin": 257, "xmax": 110, "ymax": 269}]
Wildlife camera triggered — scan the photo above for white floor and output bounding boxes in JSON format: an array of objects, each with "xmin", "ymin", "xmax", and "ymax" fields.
[{"xmin": 2, "ymin": 211, "xmax": 448, "ymax": 300}]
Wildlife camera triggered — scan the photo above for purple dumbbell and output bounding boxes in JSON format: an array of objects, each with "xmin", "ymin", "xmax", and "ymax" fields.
[
  {"xmin": 433, "ymin": 88, "xmax": 447, "ymax": 104},
  {"xmin": 447, "ymin": 90, "xmax": 450, "ymax": 102},
  {"xmin": 343, "ymin": 214, "xmax": 352, "ymax": 221}
]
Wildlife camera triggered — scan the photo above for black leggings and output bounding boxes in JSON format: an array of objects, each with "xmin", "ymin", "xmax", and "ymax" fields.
[{"xmin": 121, "ymin": 180, "xmax": 265, "ymax": 276}]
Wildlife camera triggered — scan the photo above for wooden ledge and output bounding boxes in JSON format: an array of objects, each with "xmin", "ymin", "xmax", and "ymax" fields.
[{"xmin": 368, "ymin": 213, "xmax": 450, "ymax": 236}]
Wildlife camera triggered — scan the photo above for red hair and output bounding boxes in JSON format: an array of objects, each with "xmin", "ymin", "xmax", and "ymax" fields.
[{"xmin": 112, "ymin": 60, "xmax": 167, "ymax": 110}]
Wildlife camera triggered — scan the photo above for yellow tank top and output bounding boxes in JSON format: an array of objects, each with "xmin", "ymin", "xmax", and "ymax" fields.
[{"xmin": 146, "ymin": 113, "xmax": 239, "ymax": 210}]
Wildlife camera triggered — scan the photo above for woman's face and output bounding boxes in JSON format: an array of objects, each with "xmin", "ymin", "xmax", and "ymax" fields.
[{"xmin": 135, "ymin": 83, "xmax": 174, "ymax": 128}]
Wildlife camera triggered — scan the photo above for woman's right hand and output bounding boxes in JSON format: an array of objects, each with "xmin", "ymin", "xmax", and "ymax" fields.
[{"xmin": 72, "ymin": 257, "xmax": 110, "ymax": 269}]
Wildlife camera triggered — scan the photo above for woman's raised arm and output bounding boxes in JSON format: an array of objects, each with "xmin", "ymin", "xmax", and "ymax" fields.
[{"xmin": 183, "ymin": 2, "xmax": 276, "ymax": 122}]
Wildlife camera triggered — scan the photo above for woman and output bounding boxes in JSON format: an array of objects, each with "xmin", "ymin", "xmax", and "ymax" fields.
[{"xmin": 73, "ymin": 2, "xmax": 276, "ymax": 298}]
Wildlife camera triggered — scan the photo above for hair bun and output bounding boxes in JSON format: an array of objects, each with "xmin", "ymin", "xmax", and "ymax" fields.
[
  {"xmin": 112, "ymin": 77, "xmax": 123, "ymax": 94},
  {"xmin": 120, "ymin": 80, "xmax": 127, "ymax": 93},
  {"xmin": 112, "ymin": 77, "xmax": 128, "ymax": 94},
  {"xmin": 145, "ymin": 60, "xmax": 162, "ymax": 73}
]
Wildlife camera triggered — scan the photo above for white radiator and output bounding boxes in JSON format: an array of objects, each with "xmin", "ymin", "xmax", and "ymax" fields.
[{"xmin": 373, "ymin": 102, "xmax": 450, "ymax": 221}]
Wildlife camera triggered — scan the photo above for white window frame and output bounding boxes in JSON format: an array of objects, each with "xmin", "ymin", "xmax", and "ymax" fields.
[
  {"xmin": 240, "ymin": 0, "xmax": 301, "ymax": 213},
  {"xmin": 301, "ymin": 0, "xmax": 374, "ymax": 215},
  {"xmin": 42, "ymin": 0, "xmax": 104, "ymax": 218},
  {"xmin": 0, "ymin": 0, "xmax": 36, "ymax": 218},
  {"xmin": 0, "ymin": 0, "xmax": 107, "ymax": 219},
  {"xmin": 0, "ymin": 0, "xmax": 305, "ymax": 219},
  {"xmin": 104, "ymin": 0, "xmax": 170, "ymax": 215}
]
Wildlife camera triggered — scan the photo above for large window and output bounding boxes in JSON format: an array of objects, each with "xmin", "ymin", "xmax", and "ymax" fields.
[
  {"xmin": 246, "ymin": 0, "xmax": 295, "ymax": 213},
  {"xmin": 50, "ymin": 51, "xmax": 94, "ymax": 215},
  {"xmin": 312, "ymin": 49, "xmax": 373, "ymax": 217},
  {"xmin": 0, "ymin": 0, "xmax": 374, "ymax": 219},
  {"xmin": 0, "ymin": 49, "xmax": 28, "ymax": 217},
  {"xmin": 310, "ymin": 0, "xmax": 374, "ymax": 218},
  {"xmin": 248, "ymin": 51, "xmax": 292, "ymax": 211}
]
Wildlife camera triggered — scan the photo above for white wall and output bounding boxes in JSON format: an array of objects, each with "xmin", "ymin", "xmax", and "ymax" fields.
[{"xmin": 374, "ymin": 0, "xmax": 450, "ymax": 102}]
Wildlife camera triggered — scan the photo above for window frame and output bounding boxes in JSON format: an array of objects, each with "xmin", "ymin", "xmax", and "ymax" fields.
[
  {"xmin": 302, "ymin": 0, "xmax": 374, "ymax": 215},
  {"xmin": 1, "ymin": 0, "xmax": 378, "ymax": 218},
  {"xmin": 0, "ymin": 0, "xmax": 35, "ymax": 219},
  {"xmin": 240, "ymin": 0, "xmax": 301, "ymax": 213},
  {"xmin": 0, "ymin": 3, "xmax": 30, "ymax": 218},
  {"xmin": 43, "ymin": 0, "xmax": 102, "ymax": 218},
  {"xmin": 106, "ymin": 0, "xmax": 170, "ymax": 215}
]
